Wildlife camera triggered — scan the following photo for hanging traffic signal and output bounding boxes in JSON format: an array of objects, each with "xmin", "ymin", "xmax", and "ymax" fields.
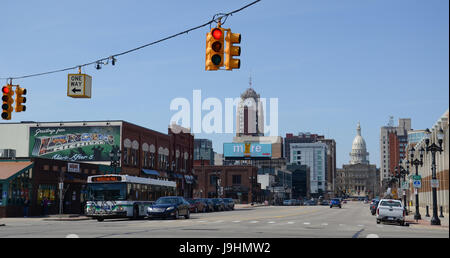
[
  {"xmin": 205, "ymin": 27, "xmax": 225, "ymax": 71},
  {"xmin": 1, "ymin": 85, "xmax": 14, "ymax": 120},
  {"xmin": 15, "ymin": 86, "xmax": 27, "ymax": 112},
  {"xmin": 225, "ymin": 30, "xmax": 241, "ymax": 70}
]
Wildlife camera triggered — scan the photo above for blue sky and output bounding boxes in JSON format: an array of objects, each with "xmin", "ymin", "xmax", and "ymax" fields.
[{"xmin": 1, "ymin": 0, "xmax": 448, "ymax": 168}]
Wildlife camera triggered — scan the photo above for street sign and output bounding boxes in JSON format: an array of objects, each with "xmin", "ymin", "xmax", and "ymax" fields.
[
  {"xmin": 67, "ymin": 74, "xmax": 92, "ymax": 98},
  {"xmin": 413, "ymin": 179, "xmax": 421, "ymax": 188},
  {"xmin": 401, "ymin": 181, "xmax": 409, "ymax": 190},
  {"xmin": 431, "ymin": 179, "xmax": 439, "ymax": 188},
  {"xmin": 412, "ymin": 175, "xmax": 421, "ymax": 180}
]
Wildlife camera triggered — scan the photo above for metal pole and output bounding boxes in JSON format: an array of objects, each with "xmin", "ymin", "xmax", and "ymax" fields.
[
  {"xmin": 430, "ymin": 151, "xmax": 441, "ymax": 225},
  {"xmin": 414, "ymin": 164, "xmax": 421, "ymax": 220}
]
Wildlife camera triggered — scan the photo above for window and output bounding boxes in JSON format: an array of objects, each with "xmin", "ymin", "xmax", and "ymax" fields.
[
  {"xmin": 210, "ymin": 175, "xmax": 219, "ymax": 185},
  {"xmin": 232, "ymin": 175, "xmax": 241, "ymax": 185}
]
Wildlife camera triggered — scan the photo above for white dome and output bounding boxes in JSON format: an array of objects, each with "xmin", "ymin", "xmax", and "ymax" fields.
[{"xmin": 350, "ymin": 122, "xmax": 369, "ymax": 165}]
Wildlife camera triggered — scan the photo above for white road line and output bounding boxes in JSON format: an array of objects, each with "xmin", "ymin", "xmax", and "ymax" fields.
[
  {"xmin": 287, "ymin": 222, "xmax": 295, "ymax": 224},
  {"xmin": 232, "ymin": 221, "xmax": 241, "ymax": 223},
  {"xmin": 268, "ymin": 221, "xmax": 276, "ymax": 224},
  {"xmin": 358, "ymin": 225, "xmax": 365, "ymax": 227},
  {"xmin": 321, "ymin": 223, "xmax": 328, "ymax": 226},
  {"xmin": 249, "ymin": 221, "xmax": 259, "ymax": 223},
  {"xmin": 303, "ymin": 222, "xmax": 311, "ymax": 225},
  {"xmin": 366, "ymin": 234, "xmax": 380, "ymax": 238}
]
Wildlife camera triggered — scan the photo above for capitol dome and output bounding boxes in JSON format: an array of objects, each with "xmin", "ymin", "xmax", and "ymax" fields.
[{"xmin": 350, "ymin": 122, "xmax": 369, "ymax": 165}]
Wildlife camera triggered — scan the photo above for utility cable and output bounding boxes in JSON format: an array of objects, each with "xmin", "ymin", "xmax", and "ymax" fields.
[{"xmin": 1, "ymin": 0, "xmax": 261, "ymax": 82}]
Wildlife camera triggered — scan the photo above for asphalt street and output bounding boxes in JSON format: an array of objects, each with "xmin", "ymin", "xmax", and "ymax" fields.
[{"xmin": 0, "ymin": 201, "xmax": 448, "ymax": 238}]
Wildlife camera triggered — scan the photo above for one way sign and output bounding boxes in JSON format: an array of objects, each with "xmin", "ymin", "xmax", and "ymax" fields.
[{"xmin": 67, "ymin": 74, "xmax": 92, "ymax": 98}]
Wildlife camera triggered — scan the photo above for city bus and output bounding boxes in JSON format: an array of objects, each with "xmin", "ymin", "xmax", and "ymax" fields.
[{"xmin": 85, "ymin": 174, "xmax": 176, "ymax": 221}]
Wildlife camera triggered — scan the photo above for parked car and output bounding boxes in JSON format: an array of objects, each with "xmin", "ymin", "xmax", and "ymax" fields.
[
  {"xmin": 376, "ymin": 199, "xmax": 405, "ymax": 226},
  {"xmin": 283, "ymin": 199, "xmax": 293, "ymax": 206},
  {"xmin": 200, "ymin": 198, "xmax": 214, "ymax": 212},
  {"xmin": 222, "ymin": 198, "xmax": 235, "ymax": 210},
  {"xmin": 186, "ymin": 199, "xmax": 206, "ymax": 213},
  {"xmin": 304, "ymin": 200, "xmax": 317, "ymax": 206},
  {"xmin": 211, "ymin": 198, "xmax": 225, "ymax": 211},
  {"xmin": 370, "ymin": 199, "xmax": 380, "ymax": 215},
  {"xmin": 147, "ymin": 196, "xmax": 190, "ymax": 219},
  {"xmin": 330, "ymin": 198, "xmax": 342, "ymax": 208},
  {"xmin": 292, "ymin": 199, "xmax": 302, "ymax": 206},
  {"xmin": 320, "ymin": 200, "xmax": 330, "ymax": 206}
]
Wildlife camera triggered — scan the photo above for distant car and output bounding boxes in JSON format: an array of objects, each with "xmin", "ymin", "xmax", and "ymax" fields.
[
  {"xmin": 330, "ymin": 198, "xmax": 341, "ymax": 208},
  {"xmin": 320, "ymin": 200, "xmax": 330, "ymax": 206},
  {"xmin": 370, "ymin": 199, "xmax": 380, "ymax": 215},
  {"xmin": 283, "ymin": 200, "xmax": 293, "ymax": 206},
  {"xmin": 211, "ymin": 198, "xmax": 225, "ymax": 211},
  {"xmin": 376, "ymin": 199, "xmax": 405, "ymax": 226},
  {"xmin": 304, "ymin": 200, "xmax": 317, "ymax": 206},
  {"xmin": 147, "ymin": 196, "xmax": 190, "ymax": 219},
  {"xmin": 186, "ymin": 199, "xmax": 206, "ymax": 213},
  {"xmin": 222, "ymin": 198, "xmax": 235, "ymax": 210},
  {"xmin": 292, "ymin": 199, "xmax": 302, "ymax": 206},
  {"xmin": 199, "ymin": 198, "xmax": 214, "ymax": 212}
]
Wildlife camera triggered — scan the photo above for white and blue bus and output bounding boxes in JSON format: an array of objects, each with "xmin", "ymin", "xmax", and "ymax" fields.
[{"xmin": 85, "ymin": 175, "xmax": 176, "ymax": 221}]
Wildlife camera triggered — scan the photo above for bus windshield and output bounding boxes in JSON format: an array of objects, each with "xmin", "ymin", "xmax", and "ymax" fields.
[{"xmin": 87, "ymin": 183, "xmax": 127, "ymax": 201}]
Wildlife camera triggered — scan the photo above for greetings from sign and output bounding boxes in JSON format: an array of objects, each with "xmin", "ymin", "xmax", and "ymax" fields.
[{"xmin": 29, "ymin": 126, "xmax": 120, "ymax": 162}]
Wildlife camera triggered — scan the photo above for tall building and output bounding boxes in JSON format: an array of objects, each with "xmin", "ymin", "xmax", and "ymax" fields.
[
  {"xmin": 289, "ymin": 142, "xmax": 327, "ymax": 197},
  {"xmin": 380, "ymin": 118, "xmax": 411, "ymax": 183},
  {"xmin": 236, "ymin": 80, "xmax": 264, "ymax": 137},
  {"xmin": 285, "ymin": 133, "xmax": 336, "ymax": 197},
  {"xmin": 193, "ymin": 139, "xmax": 214, "ymax": 165}
]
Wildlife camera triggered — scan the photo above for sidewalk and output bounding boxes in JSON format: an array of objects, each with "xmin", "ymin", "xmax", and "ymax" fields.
[
  {"xmin": 235, "ymin": 203, "xmax": 267, "ymax": 209},
  {"xmin": 405, "ymin": 212, "xmax": 449, "ymax": 229}
]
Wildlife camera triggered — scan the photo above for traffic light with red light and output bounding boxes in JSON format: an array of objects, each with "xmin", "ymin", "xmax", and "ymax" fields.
[
  {"xmin": 205, "ymin": 27, "xmax": 225, "ymax": 71},
  {"xmin": 225, "ymin": 30, "xmax": 241, "ymax": 70},
  {"xmin": 2, "ymin": 85, "xmax": 14, "ymax": 120},
  {"xmin": 15, "ymin": 86, "xmax": 27, "ymax": 112}
]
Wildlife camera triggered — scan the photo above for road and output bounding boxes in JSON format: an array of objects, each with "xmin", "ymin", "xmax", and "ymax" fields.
[{"xmin": 0, "ymin": 201, "xmax": 448, "ymax": 238}]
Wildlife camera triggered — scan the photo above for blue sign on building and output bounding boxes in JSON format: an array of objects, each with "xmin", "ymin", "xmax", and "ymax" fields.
[{"xmin": 224, "ymin": 143, "xmax": 272, "ymax": 159}]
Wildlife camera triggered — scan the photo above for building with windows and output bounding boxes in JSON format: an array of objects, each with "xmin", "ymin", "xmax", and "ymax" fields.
[
  {"xmin": 290, "ymin": 142, "xmax": 327, "ymax": 197},
  {"xmin": 236, "ymin": 84, "xmax": 264, "ymax": 137},
  {"xmin": 380, "ymin": 118, "xmax": 411, "ymax": 185},
  {"xmin": 0, "ymin": 121, "xmax": 194, "ymax": 200},
  {"xmin": 337, "ymin": 123, "xmax": 380, "ymax": 199},
  {"xmin": 193, "ymin": 139, "xmax": 214, "ymax": 166},
  {"xmin": 193, "ymin": 165, "xmax": 260, "ymax": 204}
]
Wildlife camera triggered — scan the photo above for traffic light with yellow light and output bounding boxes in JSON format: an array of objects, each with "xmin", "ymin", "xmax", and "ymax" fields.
[
  {"xmin": 205, "ymin": 27, "xmax": 225, "ymax": 71},
  {"xmin": 1, "ymin": 85, "xmax": 14, "ymax": 120},
  {"xmin": 15, "ymin": 86, "xmax": 27, "ymax": 112},
  {"xmin": 225, "ymin": 30, "xmax": 241, "ymax": 70}
]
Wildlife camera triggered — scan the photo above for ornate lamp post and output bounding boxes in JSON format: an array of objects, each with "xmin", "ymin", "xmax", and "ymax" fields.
[
  {"xmin": 424, "ymin": 128, "xmax": 445, "ymax": 226},
  {"xmin": 409, "ymin": 146, "xmax": 424, "ymax": 220}
]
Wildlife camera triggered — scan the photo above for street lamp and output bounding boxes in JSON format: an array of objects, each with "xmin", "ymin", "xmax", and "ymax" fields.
[
  {"xmin": 109, "ymin": 147, "xmax": 121, "ymax": 174},
  {"xmin": 424, "ymin": 127, "xmax": 444, "ymax": 226},
  {"xmin": 409, "ymin": 146, "xmax": 424, "ymax": 220}
]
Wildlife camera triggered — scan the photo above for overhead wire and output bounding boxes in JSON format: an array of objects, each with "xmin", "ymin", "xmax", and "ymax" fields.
[{"xmin": 1, "ymin": 0, "xmax": 261, "ymax": 82}]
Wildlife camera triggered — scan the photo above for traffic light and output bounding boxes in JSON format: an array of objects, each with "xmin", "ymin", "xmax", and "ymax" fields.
[
  {"xmin": 205, "ymin": 27, "xmax": 225, "ymax": 71},
  {"xmin": 1, "ymin": 85, "xmax": 14, "ymax": 120},
  {"xmin": 15, "ymin": 86, "xmax": 27, "ymax": 112},
  {"xmin": 225, "ymin": 30, "xmax": 241, "ymax": 70}
]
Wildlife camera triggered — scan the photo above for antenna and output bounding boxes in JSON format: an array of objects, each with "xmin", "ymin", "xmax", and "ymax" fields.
[{"xmin": 388, "ymin": 116, "xmax": 394, "ymax": 127}]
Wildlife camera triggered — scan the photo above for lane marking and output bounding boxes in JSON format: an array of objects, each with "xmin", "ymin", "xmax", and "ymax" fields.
[
  {"xmin": 249, "ymin": 221, "xmax": 259, "ymax": 223},
  {"xmin": 232, "ymin": 221, "xmax": 241, "ymax": 223},
  {"xmin": 321, "ymin": 223, "xmax": 328, "ymax": 226},
  {"xmin": 287, "ymin": 222, "xmax": 295, "ymax": 224},
  {"xmin": 268, "ymin": 221, "xmax": 276, "ymax": 224},
  {"xmin": 303, "ymin": 222, "xmax": 311, "ymax": 225},
  {"xmin": 65, "ymin": 234, "xmax": 79, "ymax": 238},
  {"xmin": 366, "ymin": 234, "xmax": 380, "ymax": 238}
]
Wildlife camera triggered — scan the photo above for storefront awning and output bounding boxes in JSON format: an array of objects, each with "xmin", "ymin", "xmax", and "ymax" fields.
[
  {"xmin": 0, "ymin": 161, "xmax": 34, "ymax": 181},
  {"xmin": 142, "ymin": 169, "xmax": 160, "ymax": 176}
]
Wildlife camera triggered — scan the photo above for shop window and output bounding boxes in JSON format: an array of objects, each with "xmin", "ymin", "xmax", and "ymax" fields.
[
  {"xmin": 232, "ymin": 175, "xmax": 241, "ymax": 185},
  {"xmin": 37, "ymin": 184, "xmax": 56, "ymax": 205},
  {"xmin": 52, "ymin": 166, "xmax": 59, "ymax": 172}
]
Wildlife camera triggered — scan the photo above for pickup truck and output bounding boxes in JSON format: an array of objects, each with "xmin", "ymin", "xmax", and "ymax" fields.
[{"xmin": 376, "ymin": 199, "xmax": 405, "ymax": 226}]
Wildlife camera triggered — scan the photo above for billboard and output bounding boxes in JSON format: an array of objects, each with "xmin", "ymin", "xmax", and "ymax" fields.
[
  {"xmin": 224, "ymin": 143, "xmax": 272, "ymax": 159},
  {"xmin": 29, "ymin": 126, "xmax": 121, "ymax": 162}
]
